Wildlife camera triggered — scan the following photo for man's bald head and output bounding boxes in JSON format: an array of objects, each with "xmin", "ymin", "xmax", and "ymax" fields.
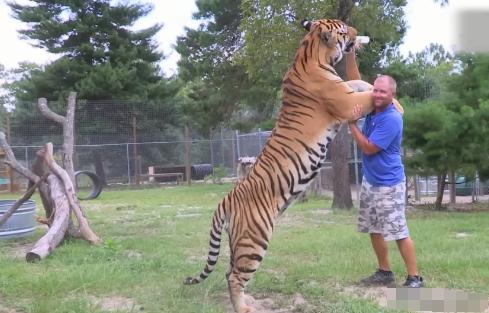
[
  {"xmin": 372, "ymin": 75, "xmax": 397, "ymax": 111},
  {"xmin": 374, "ymin": 75, "xmax": 397, "ymax": 95}
]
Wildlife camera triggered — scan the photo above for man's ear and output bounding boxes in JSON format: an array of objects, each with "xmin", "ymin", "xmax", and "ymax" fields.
[{"xmin": 320, "ymin": 29, "xmax": 338, "ymax": 48}]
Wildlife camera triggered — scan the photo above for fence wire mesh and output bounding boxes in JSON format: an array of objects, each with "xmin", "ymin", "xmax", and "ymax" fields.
[{"xmin": 1, "ymin": 98, "xmax": 488, "ymax": 203}]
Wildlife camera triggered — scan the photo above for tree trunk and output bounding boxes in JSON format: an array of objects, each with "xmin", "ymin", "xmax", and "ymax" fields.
[
  {"xmin": 331, "ymin": 124, "xmax": 354, "ymax": 209},
  {"xmin": 435, "ymin": 171, "xmax": 447, "ymax": 209},
  {"xmin": 331, "ymin": 50, "xmax": 354, "ymax": 209},
  {"xmin": 92, "ymin": 149, "xmax": 107, "ymax": 186},
  {"xmin": 336, "ymin": 0, "xmax": 356, "ymax": 23},
  {"xmin": 37, "ymin": 91, "xmax": 77, "ymax": 186},
  {"xmin": 63, "ymin": 92, "xmax": 76, "ymax": 185},
  {"xmin": 26, "ymin": 173, "xmax": 70, "ymax": 262},
  {"xmin": 1, "ymin": 92, "xmax": 102, "ymax": 262},
  {"xmin": 448, "ymin": 170, "xmax": 456, "ymax": 204}
]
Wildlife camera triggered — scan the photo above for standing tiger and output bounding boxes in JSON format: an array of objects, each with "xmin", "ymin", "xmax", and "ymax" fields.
[{"xmin": 184, "ymin": 18, "xmax": 402, "ymax": 313}]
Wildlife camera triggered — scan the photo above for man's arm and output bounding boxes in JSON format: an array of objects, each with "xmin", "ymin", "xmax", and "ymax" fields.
[
  {"xmin": 349, "ymin": 121, "xmax": 380, "ymax": 155},
  {"xmin": 348, "ymin": 104, "xmax": 380, "ymax": 155}
]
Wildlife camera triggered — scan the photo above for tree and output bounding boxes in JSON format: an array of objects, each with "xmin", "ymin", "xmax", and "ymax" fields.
[
  {"xmin": 240, "ymin": 0, "xmax": 407, "ymax": 208},
  {"xmin": 175, "ymin": 0, "xmax": 276, "ymax": 133},
  {"xmin": 444, "ymin": 53, "xmax": 489, "ymax": 180},
  {"xmin": 7, "ymin": 1, "xmax": 183, "ymax": 185},
  {"xmin": 8, "ymin": 0, "xmax": 167, "ymax": 101},
  {"xmin": 403, "ymin": 52, "xmax": 489, "ymax": 208},
  {"xmin": 240, "ymin": 0, "xmax": 407, "ymax": 85},
  {"xmin": 384, "ymin": 44, "xmax": 453, "ymax": 100}
]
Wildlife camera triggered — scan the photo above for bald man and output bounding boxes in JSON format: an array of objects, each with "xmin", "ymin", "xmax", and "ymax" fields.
[{"xmin": 349, "ymin": 75, "xmax": 424, "ymax": 288}]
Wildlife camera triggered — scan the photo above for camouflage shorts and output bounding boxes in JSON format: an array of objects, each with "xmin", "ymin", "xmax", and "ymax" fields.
[{"xmin": 358, "ymin": 178, "xmax": 409, "ymax": 241}]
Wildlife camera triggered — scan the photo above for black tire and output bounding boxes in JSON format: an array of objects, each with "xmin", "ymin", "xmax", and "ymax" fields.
[{"xmin": 75, "ymin": 171, "xmax": 103, "ymax": 200}]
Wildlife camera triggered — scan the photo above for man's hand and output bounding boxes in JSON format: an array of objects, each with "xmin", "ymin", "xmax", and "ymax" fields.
[{"xmin": 350, "ymin": 103, "xmax": 363, "ymax": 124}]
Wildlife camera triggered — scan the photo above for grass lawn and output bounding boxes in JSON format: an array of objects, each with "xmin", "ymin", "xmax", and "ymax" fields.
[{"xmin": 1, "ymin": 183, "xmax": 488, "ymax": 313}]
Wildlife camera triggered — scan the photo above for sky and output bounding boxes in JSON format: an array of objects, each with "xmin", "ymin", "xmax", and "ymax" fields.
[{"xmin": 1, "ymin": 0, "xmax": 489, "ymax": 76}]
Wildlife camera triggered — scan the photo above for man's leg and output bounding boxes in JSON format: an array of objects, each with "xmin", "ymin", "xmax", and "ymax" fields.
[
  {"xmin": 358, "ymin": 179, "xmax": 395, "ymax": 286},
  {"xmin": 396, "ymin": 237, "xmax": 418, "ymax": 276},
  {"xmin": 371, "ymin": 233, "xmax": 391, "ymax": 271}
]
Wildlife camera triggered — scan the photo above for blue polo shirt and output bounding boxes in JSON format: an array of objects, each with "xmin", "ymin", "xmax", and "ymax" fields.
[{"xmin": 361, "ymin": 104, "xmax": 405, "ymax": 186}]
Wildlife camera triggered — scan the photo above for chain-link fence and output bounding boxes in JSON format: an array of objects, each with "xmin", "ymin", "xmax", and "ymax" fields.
[{"xmin": 1, "ymin": 99, "xmax": 488, "ymax": 204}]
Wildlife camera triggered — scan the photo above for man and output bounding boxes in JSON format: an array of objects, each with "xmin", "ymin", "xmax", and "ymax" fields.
[{"xmin": 348, "ymin": 75, "xmax": 424, "ymax": 288}]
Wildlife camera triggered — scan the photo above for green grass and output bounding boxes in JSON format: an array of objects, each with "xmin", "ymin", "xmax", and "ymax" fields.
[{"xmin": 1, "ymin": 184, "xmax": 488, "ymax": 313}]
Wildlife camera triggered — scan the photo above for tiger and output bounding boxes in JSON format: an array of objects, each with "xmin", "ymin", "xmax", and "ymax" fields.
[{"xmin": 184, "ymin": 18, "xmax": 403, "ymax": 313}]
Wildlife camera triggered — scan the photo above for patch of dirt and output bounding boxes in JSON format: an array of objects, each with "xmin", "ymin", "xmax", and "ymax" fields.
[
  {"xmin": 115, "ymin": 204, "xmax": 138, "ymax": 211},
  {"xmin": 124, "ymin": 250, "xmax": 142, "ymax": 259},
  {"xmin": 0, "ymin": 296, "xmax": 23, "ymax": 313},
  {"xmin": 341, "ymin": 285, "xmax": 389, "ymax": 307},
  {"xmin": 455, "ymin": 232, "xmax": 471, "ymax": 238},
  {"xmin": 1, "ymin": 242, "xmax": 31, "ymax": 260},
  {"xmin": 89, "ymin": 295, "xmax": 142, "ymax": 312},
  {"xmin": 219, "ymin": 292, "xmax": 311, "ymax": 313}
]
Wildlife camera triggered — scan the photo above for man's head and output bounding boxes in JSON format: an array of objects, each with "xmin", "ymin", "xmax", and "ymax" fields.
[{"xmin": 373, "ymin": 75, "xmax": 397, "ymax": 110}]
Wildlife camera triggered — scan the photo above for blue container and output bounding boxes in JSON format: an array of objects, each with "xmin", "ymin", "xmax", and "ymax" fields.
[{"xmin": 0, "ymin": 200, "xmax": 37, "ymax": 239}]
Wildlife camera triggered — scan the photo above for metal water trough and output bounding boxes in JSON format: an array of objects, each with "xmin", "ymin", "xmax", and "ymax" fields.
[{"xmin": 0, "ymin": 200, "xmax": 37, "ymax": 239}]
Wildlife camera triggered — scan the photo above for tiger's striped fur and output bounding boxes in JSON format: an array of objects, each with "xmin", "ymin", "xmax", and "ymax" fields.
[{"xmin": 184, "ymin": 19, "xmax": 399, "ymax": 313}]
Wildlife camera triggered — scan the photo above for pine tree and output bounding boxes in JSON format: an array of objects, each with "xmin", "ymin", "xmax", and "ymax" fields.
[{"xmin": 9, "ymin": 0, "xmax": 164, "ymax": 101}]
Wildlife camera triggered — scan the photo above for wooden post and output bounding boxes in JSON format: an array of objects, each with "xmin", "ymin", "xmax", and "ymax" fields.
[{"xmin": 184, "ymin": 124, "xmax": 191, "ymax": 186}]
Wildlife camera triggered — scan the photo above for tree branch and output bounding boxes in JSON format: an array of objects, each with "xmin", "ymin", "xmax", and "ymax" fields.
[
  {"xmin": 37, "ymin": 97, "xmax": 65, "ymax": 125},
  {"xmin": 0, "ymin": 131, "xmax": 40, "ymax": 183},
  {"xmin": 0, "ymin": 175, "xmax": 46, "ymax": 227},
  {"xmin": 43, "ymin": 143, "xmax": 101, "ymax": 244}
]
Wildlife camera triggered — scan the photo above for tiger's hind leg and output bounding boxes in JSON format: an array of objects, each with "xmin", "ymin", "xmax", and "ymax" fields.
[{"xmin": 226, "ymin": 244, "xmax": 267, "ymax": 313}]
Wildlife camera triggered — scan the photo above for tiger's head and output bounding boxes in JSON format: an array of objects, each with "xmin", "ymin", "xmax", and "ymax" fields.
[{"xmin": 300, "ymin": 19, "xmax": 357, "ymax": 66}]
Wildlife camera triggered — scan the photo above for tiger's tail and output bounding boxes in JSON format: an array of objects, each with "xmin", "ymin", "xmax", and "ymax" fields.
[{"xmin": 183, "ymin": 207, "xmax": 225, "ymax": 285}]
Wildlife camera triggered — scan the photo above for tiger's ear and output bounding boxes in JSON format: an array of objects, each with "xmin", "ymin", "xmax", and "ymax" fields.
[
  {"xmin": 320, "ymin": 29, "xmax": 338, "ymax": 48},
  {"xmin": 301, "ymin": 19, "xmax": 312, "ymax": 31}
]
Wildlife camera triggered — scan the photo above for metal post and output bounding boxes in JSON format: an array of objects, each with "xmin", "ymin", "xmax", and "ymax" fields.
[
  {"xmin": 258, "ymin": 128, "xmax": 262, "ymax": 151},
  {"xmin": 25, "ymin": 147, "xmax": 28, "ymax": 168},
  {"xmin": 415, "ymin": 175, "xmax": 421, "ymax": 201},
  {"xmin": 184, "ymin": 124, "xmax": 191, "ymax": 186},
  {"xmin": 235, "ymin": 130, "xmax": 240, "ymax": 159},
  {"xmin": 126, "ymin": 143, "xmax": 131, "ymax": 185},
  {"xmin": 132, "ymin": 115, "xmax": 139, "ymax": 186},
  {"xmin": 209, "ymin": 128, "xmax": 214, "ymax": 169},
  {"xmin": 220, "ymin": 127, "xmax": 225, "ymax": 166}
]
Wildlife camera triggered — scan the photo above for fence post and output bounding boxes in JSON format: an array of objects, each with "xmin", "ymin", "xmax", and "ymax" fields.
[
  {"xmin": 25, "ymin": 147, "xmax": 29, "ymax": 168},
  {"xmin": 235, "ymin": 130, "xmax": 240, "ymax": 159},
  {"xmin": 209, "ymin": 128, "xmax": 214, "ymax": 173},
  {"xmin": 258, "ymin": 128, "xmax": 262, "ymax": 151},
  {"xmin": 220, "ymin": 127, "xmax": 225, "ymax": 166},
  {"xmin": 126, "ymin": 143, "xmax": 131, "ymax": 185},
  {"xmin": 185, "ymin": 124, "xmax": 191, "ymax": 186},
  {"xmin": 132, "ymin": 115, "xmax": 139, "ymax": 186}
]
